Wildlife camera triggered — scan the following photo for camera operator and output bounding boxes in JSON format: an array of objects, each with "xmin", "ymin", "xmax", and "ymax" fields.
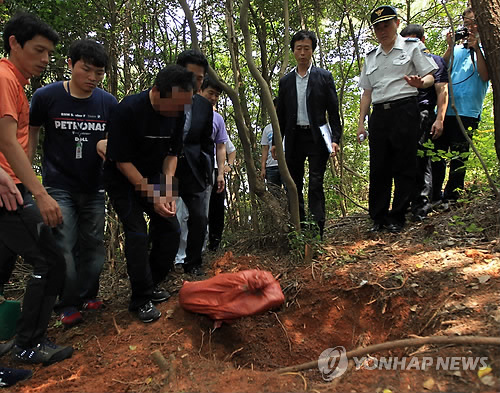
[{"xmin": 431, "ymin": 7, "xmax": 489, "ymax": 208}]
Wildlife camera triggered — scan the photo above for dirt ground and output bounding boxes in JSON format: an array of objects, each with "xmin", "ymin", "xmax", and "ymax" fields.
[{"xmin": 2, "ymin": 195, "xmax": 500, "ymax": 392}]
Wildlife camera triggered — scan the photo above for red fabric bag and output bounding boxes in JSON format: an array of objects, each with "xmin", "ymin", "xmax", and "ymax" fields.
[{"xmin": 179, "ymin": 270, "xmax": 284, "ymax": 325}]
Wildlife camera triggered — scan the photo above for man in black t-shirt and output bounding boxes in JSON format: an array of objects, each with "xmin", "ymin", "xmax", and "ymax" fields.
[
  {"xmin": 104, "ymin": 65, "xmax": 195, "ymax": 323},
  {"xmin": 29, "ymin": 39, "xmax": 117, "ymax": 327}
]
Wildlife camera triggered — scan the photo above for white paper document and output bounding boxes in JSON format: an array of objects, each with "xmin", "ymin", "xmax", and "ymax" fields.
[{"xmin": 319, "ymin": 123, "xmax": 333, "ymax": 154}]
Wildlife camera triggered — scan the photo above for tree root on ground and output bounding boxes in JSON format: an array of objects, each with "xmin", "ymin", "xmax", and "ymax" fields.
[{"xmin": 276, "ymin": 335, "xmax": 500, "ymax": 373}]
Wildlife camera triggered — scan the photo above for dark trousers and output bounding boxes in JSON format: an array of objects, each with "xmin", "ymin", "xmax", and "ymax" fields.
[
  {"xmin": 412, "ymin": 108, "xmax": 435, "ymax": 214},
  {"xmin": 368, "ymin": 98, "xmax": 419, "ymax": 226},
  {"xmin": 265, "ymin": 166, "xmax": 282, "ymax": 187},
  {"xmin": 180, "ymin": 189, "xmax": 207, "ymax": 269},
  {"xmin": 105, "ymin": 177, "xmax": 180, "ymax": 310},
  {"xmin": 285, "ymin": 129, "xmax": 329, "ymax": 236},
  {"xmin": 431, "ymin": 115, "xmax": 479, "ymax": 202},
  {"xmin": 0, "ymin": 187, "xmax": 65, "ymax": 349},
  {"xmin": 208, "ymin": 185, "xmax": 225, "ymax": 250},
  {"xmin": 0, "ymin": 249, "xmax": 16, "ymax": 288}
]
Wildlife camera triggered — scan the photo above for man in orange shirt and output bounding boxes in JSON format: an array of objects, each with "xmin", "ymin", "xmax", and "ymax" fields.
[{"xmin": 0, "ymin": 12, "xmax": 73, "ymax": 365}]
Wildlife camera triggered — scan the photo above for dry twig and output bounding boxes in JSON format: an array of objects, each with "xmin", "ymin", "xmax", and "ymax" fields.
[
  {"xmin": 224, "ymin": 347, "xmax": 244, "ymax": 362},
  {"xmin": 112, "ymin": 315, "xmax": 122, "ymax": 335},
  {"xmin": 418, "ymin": 292, "xmax": 458, "ymax": 335},
  {"xmin": 273, "ymin": 312, "xmax": 292, "ymax": 354}
]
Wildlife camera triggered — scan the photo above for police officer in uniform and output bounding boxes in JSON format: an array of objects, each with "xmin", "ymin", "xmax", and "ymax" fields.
[{"xmin": 357, "ymin": 5, "xmax": 438, "ymax": 232}]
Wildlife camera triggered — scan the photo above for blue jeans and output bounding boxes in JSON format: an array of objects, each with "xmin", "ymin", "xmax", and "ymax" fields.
[{"xmin": 46, "ymin": 187, "xmax": 105, "ymax": 310}]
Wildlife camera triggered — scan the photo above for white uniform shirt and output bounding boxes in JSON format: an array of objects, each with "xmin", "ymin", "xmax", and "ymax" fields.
[{"xmin": 359, "ymin": 35, "xmax": 438, "ymax": 104}]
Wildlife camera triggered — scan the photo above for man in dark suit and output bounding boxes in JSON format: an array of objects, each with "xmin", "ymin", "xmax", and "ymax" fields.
[
  {"xmin": 175, "ymin": 50, "xmax": 214, "ymax": 275},
  {"xmin": 273, "ymin": 30, "xmax": 342, "ymax": 238}
]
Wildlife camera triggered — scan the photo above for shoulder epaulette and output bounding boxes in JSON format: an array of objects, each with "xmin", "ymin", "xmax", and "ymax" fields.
[
  {"xmin": 405, "ymin": 37, "xmax": 420, "ymax": 43},
  {"xmin": 367, "ymin": 47, "xmax": 377, "ymax": 55}
]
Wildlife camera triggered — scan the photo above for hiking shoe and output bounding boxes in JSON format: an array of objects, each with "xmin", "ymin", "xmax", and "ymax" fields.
[
  {"xmin": 60, "ymin": 308, "xmax": 83, "ymax": 327},
  {"xmin": 82, "ymin": 299, "xmax": 103, "ymax": 310},
  {"xmin": 0, "ymin": 341, "xmax": 14, "ymax": 357},
  {"xmin": 0, "ymin": 367, "xmax": 32, "ymax": 387},
  {"xmin": 137, "ymin": 301, "xmax": 161, "ymax": 323},
  {"xmin": 152, "ymin": 286, "xmax": 171, "ymax": 303},
  {"xmin": 11, "ymin": 338, "xmax": 74, "ymax": 366}
]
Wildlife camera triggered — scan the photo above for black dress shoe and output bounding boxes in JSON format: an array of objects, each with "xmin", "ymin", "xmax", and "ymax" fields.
[
  {"xmin": 183, "ymin": 264, "xmax": 204, "ymax": 276},
  {"xmin": 386, "ymin": 223, "xmax": 403, "ymax": 233},
  {"xmin": 369, "ymin": 223, "xmax": 384, "ymax": 232}
]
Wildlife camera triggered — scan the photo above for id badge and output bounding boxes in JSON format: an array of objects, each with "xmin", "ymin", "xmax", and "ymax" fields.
[{"xmin": 76, "ymin": 141, "xmax": 83, "ymax": 159}]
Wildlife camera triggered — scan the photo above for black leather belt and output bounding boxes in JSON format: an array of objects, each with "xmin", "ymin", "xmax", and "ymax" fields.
[
  {"xmin": 295, "ymin": 125, "xmax": 311, "ymax": 130},
  {"xmin": 373, "ymin": 96, "xmax": 417, "ymax": 110}
]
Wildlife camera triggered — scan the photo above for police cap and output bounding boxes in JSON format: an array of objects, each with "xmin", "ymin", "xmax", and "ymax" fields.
[{"xmin": 370, "ymin": 5, "xmax": 398, "ymax": 26}]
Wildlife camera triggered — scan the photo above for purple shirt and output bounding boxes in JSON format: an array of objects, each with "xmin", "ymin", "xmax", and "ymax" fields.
[{"xmin": 212, "ymin": 111, "xmax": 228, "ymax": 144}]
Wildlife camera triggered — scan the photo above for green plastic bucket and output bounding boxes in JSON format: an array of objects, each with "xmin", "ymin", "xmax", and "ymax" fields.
[{"xmin": 0, "ymin": 300, "xmax": 20, "ymax": 340}]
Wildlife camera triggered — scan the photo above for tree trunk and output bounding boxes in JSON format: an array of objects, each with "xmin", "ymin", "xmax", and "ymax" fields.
[
  {"xmin": 177, "ymin": 0, "xmax": 292, "ymax": 233},
  {"xmin": 470, "ymin": 0, "xmax": 500, "ymax": 163},
  {"xmin": 278, "ymin": 0, "xmax": 290, "ymax": 80},
  {"xmin": 240, "ymin": 0, "xmax": 301, "ymax": 232}
]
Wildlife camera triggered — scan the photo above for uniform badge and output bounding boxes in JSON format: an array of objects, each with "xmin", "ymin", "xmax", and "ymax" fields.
[
  {"xmin": 421, "ymin": 48, "xmax": 432, "ymax": 57},
  {"xmin": 375, "ymin": 9, "xmax": 384, "ymax": 16}
]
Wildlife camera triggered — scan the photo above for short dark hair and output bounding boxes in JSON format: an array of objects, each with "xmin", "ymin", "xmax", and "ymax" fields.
[
  {"xmin": 400, "ymin": 24, "xmax": 424, "ymax": 40},
  {"xmin": 176, "ymin": 49, "xmax": 208, "ymax": 73},
  {"xmin": 463, "ymin": 7, "xmax": 474, "ymax": 18},
  {"xmin": 154, "ymin": 64, "xmax": 197, "ymax": 98},
  {"xmin": 3, "ymin": 12, "xmax": 59, "ymax": 55},
  {"xmin": 290, "ymin": 30, "xmax": 317, "ymax": 51},
  {"xmin": 69, "ymin": 39, "xmax": 108, "ymax": 68},
  {"xmin": 201, "ymin": 75, "xmax": 222, "ymax": 93}
]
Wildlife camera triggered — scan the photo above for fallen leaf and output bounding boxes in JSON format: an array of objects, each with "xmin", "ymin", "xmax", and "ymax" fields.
[
  {"xmin": 478, "ymin": 275, "xmax": 491, "ymax": 284},
  {"xmin": 478, "ymin": 366, "xmax": 492, "ymax": 378},
  {"xmin": 382, "ymin": 389, "xmax": 392, "ymax": 393},
  {"xmin": 129, "ymin": 345, "xmax": 137, "ymax": 350},
  {"xmin": 492, "ymin": 309, "xmax": 500, "ymax": 323},
  {"xmin": 423, "ymin": 377, "xmax": 435, "ymax": 390},
  {"xmin": 410, "ymin": 305, "xmax": 418, "ymax": 312},
  {"xmin": 145, "ymin": 377, "xmax": 152, "ymax": 384},
  {"xmin": 416, "ymin": 263, "xmax": 423, "ymax": 269},
  {"xmin": 480, "ymin": 375, "xmax": 496, "ymax": 387}
]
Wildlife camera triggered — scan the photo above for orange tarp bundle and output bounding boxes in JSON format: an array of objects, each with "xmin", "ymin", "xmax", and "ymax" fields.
[{"xmin": 179, "ymin": 270, "xmax": 285, "ymax": 325}]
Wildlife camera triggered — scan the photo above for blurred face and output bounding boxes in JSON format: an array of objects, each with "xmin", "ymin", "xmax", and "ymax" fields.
[
  {"xmin": 373, "ymin": 19, "xmax": 400, "ymax": 47},
  {"xmin": 200, "ymin": 86, "xmax": 221, "ymax": 106},
  {"xmin": 463, "ymin": 11, "xmax": 477, "ymax": 35},
  {"xmin": 9, "ymin": 34, "xmax": 55, "ymax": 78},
  {"xmin": 150, "ymin": 86, "xmax": 193, "ymax": 117},
  {"xmin": 69, "ymin": 59, "xmax": 105, "ymax": 94},
  {"xmin": 293, "ymin": 38, "xmax": 313, "ymax": 68},
  {"xmin": 186, "ymin": 63, "xmax": 205, "ymax": 92}
]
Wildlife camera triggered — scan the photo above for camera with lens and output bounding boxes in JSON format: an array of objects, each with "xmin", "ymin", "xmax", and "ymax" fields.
[{"xmin": 455, "ymin": 26, "xmax": 469, "ymax": 41}]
